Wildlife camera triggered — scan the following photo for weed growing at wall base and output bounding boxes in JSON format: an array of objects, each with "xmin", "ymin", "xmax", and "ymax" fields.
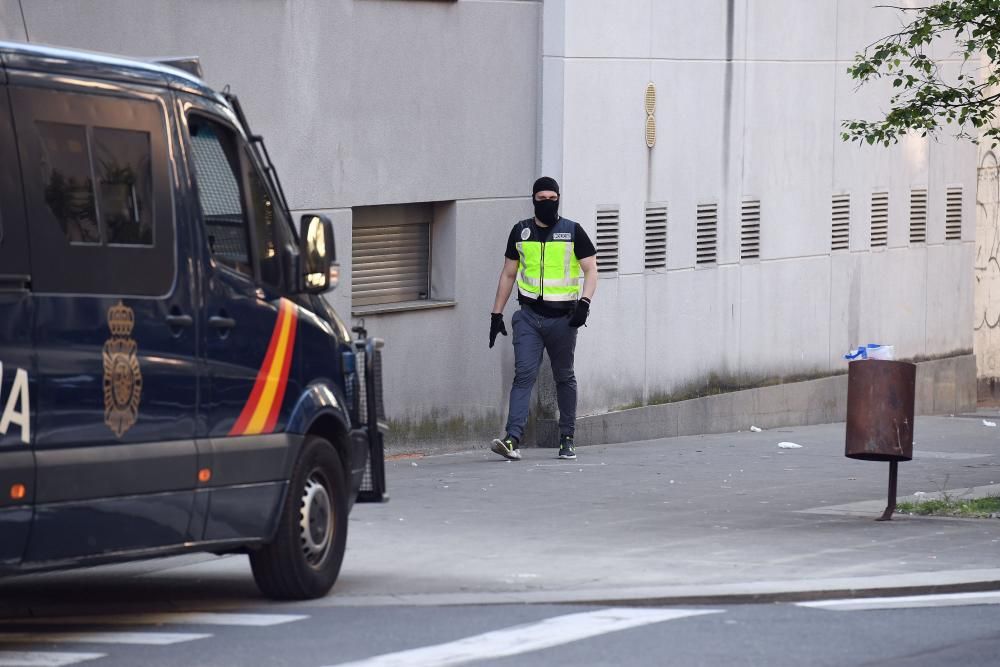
[{"xmin": 897, "ymin": 496, "xmax": 1000, "ymax": 518}]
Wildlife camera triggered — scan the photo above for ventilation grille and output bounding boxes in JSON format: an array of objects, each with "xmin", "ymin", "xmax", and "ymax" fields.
[
  {"xmin": 644, "ymin": 203, "xmax": 667, "ymax": 269},
  {"xmin": 945, "ymin": 186, "xmax": 963, "ymax": 240},
  {"xmin": 831, "ymin": 193, "xmax": 850, "ymax": 252},
  {"xmin": 909, "ymin": 188, "xmax": 927, "ymax": 244},
  {"xmin": 741, "ymin": 199, "xmax": 761, "ymax": 260},
  {"xmin": 595, "ymin": 207, "xmax": 620, "ymax": 274},
  {"xmin": 870, "ymin": 191, "xmax": 888, "ymax": 248},
  {"xmin": 696, "ymin": 203, "xmax": 718, "ymax": 265}
]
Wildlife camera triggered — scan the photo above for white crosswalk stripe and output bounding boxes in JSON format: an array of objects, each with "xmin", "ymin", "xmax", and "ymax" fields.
[
  {"xmin": 326, "ymin": 607, "xmax": 723, "ymax": 667},
  {"xmin": 798, "ymin": 591, "xmax": 1000, "ymax": 611},
  {"xmin": 3, "ymin": 612, "xmax": 308, "ymax": 627},
  {"xmin": 0, "ymin": 610, "xmax": 310, "ymax": 666},
  {"xmin": 0, "ymin": 631, "xmax": 210, "ymax": 646},
  {"xmin": 0, "ymin": 652, "xmax": 104, "ymax": 667}
]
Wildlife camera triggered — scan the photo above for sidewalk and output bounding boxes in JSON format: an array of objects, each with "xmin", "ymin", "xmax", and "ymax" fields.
[{"xmin": 327, "ymin": 414, "xmax": 1000, "ymax": 607}]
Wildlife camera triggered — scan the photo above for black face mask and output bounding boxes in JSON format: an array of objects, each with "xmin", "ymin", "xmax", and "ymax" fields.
[{"xmin": 534, "ymin": 199, "xmax": 559, "ymax": 225}]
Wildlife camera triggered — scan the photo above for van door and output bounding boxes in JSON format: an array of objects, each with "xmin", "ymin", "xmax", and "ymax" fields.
[
  {"xmin": 0, "ymin": 81, "xmax": 35, "ymax": 569},
  {"xmin": 182, "ymin": 108, "xmax": 302, "ymax": 540},
  {"xmin": 9, "ymin": 80, "xmax": 199, "ymax": 562}
]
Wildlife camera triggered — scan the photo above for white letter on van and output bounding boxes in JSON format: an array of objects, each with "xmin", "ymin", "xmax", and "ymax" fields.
[{"xmin": 0, "ymin": 367, "xmax": 30, "ymax": 444}]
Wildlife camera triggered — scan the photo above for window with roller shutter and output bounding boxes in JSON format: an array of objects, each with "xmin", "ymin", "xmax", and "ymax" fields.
[{"xmin": 351, "ymin": 203, "xmax": 432, "ymax": 308}]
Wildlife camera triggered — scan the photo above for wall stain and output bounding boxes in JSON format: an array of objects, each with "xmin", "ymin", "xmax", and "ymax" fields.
[{"xmin": 975, "ymin": 148, "xmax": 1000, "ymax": 378}]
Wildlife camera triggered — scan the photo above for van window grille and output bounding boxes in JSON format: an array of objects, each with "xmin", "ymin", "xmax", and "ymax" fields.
[{"xmin": 189, "ymin": 122, "xmax": 251, "ymax": 274}]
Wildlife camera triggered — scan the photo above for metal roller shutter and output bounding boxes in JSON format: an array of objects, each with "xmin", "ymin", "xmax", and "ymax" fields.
[{"xmin": 352, "ymin": 221, "xmax": 430, "ymax": 307}]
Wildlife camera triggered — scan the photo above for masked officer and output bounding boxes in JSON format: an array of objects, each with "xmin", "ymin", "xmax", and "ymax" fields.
[{"xmin": 488, "ymin": 176, "xmax": 598, "ymax": 460}]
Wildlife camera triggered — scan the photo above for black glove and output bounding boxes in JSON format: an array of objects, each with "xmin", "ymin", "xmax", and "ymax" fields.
[
  {"xmin": 568, "ymin": 298, "xmax": 590, "ymax": 328},
  {"xmin": 489, "ymin": 313, "xmax": 508, "ymax": 348}
]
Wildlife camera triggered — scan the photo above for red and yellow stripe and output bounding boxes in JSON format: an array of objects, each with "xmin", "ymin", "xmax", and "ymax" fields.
[{"xmin": 229, "ymin": 298, "xmax": 299, "ymax": 436}]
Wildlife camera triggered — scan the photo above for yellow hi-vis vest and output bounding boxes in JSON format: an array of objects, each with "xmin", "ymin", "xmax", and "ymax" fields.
[{"xmin": 514, "ymin": 217, "xmax": 582, "ymax": 302}]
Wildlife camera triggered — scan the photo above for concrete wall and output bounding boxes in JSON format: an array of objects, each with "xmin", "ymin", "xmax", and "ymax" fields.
[
  {"xmin": 976, "ymin": 144, "xmax": 1000, "ymax": 394},
  {"xmin": 572, "ymin": 355, "xmax": 977, "ymax": 447},
  {"xmin": 975, "ymin": 53, "xmax": 1000, "ymax": 399},
  {"xmin": 544, "ymin": 0, "xmax": 976, "ymax": 424}
]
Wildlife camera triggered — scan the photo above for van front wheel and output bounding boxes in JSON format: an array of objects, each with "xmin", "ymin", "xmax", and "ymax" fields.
[{"xmin": 249, "ymin": 435, "xmax": 348, "ymax": 600}]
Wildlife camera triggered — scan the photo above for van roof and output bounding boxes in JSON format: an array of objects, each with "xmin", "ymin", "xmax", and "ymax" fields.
[{"xmin": 0, "ymin": 40, "xmax": 220, "ymax": 100}]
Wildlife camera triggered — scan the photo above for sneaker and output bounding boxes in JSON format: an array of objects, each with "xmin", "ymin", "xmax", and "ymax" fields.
[
  {"xmin": 491, "ymin": 435, "xmax": 521, "ymax": 461},
  {"xmin": 558, "ymin": 435, "xmax": 576, "ymax": 460}
]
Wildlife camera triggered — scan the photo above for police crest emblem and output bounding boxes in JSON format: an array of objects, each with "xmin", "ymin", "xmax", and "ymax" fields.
[{"xmin": 103, "ymin": 300, "xmax": 143, "ymax": 437}]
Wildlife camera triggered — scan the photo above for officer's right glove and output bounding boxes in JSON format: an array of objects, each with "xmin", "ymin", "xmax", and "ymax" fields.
[
  {"xmin": 489, "ymin": 313, "xmax": 508, "ymax": 348},
  {"xmin": 568, "ymin": 297, "xmax": 590, "ymax": 328}
]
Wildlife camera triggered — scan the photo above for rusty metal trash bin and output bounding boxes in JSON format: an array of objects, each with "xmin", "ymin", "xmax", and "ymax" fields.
[{"xmin": 845, "ymin": 359, "xmax": 916, "ymax": 520}]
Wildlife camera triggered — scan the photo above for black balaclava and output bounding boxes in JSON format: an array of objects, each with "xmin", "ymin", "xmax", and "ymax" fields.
[{"xmin": 532, "ymin": 176, "xmax": 560, "ymax": 226}]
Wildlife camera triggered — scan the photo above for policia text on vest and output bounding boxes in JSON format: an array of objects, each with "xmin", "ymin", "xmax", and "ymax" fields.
[{"xmin": 488, "ymin": 177, "xmax": 598, "ymax": 461}]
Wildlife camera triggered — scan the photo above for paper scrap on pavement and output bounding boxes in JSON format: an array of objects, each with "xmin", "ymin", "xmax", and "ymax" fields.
[
  {"xmin": 778, "ymin": 442, "xmax": 803, "ymax": 449},
  {"xmin": 750, "ymin": 426, "xmax": 762, "ymax": 432},
  {"xmin": 983, "ymin": 420, "xmax": 997, "ymax": 427}
]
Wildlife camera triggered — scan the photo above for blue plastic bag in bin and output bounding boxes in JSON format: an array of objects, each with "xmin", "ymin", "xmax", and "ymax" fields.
[{"xmin": 844, "ymin": 344, "xmax": 894, "ymax": 361}]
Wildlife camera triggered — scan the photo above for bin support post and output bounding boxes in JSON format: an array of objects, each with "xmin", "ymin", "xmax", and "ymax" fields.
[{"xmin": 876, "ymin": 460, "xmax": 898, "ymax": 522}]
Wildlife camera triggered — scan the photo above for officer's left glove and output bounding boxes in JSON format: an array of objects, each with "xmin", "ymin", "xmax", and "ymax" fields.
[{"xmin": 568, "ymin": 297, "xmax": 590, "ymax": 328}]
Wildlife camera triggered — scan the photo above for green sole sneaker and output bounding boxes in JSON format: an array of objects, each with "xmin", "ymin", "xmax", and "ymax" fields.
[{"xmin": 491, "ymin": 438, "xmax": 522, "ymax": 460}]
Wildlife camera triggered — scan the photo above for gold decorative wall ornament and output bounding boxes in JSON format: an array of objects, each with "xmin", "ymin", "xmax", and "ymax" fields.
[
  {"xmin": 103, "ymin": 300, "xmax": 143, "ymax": 437},
  {"xmin": 644, "ymin": 82, "xmax": 656, "ymax": 149}
]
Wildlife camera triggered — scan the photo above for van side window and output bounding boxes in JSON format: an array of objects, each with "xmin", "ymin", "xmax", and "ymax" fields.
[
  {"xmin": 36, "ymin": 122, "xmax": 100, "ymax": 245},
  {"xmin": 244, "ymin": 149, "xmax": 281, "ymax": 287},
  {"xmin": 187, "ymin": 118, "xmax": 252, "ymax": 277},
  {"xmin": 35, "ymin": 123, "xmax": 154, "ymax": 248},
  {"xmin": 12, "ymin": 86, "xmax": 174, "ymax": 296},
  {"xmin": 94, "ymin": 127, "xmax": 154, "ymax": 246}
]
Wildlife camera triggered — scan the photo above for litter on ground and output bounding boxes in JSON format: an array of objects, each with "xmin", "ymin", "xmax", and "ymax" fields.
[{"xmin": 778, "ymin": 442, "xmax": 803, "ymax": 449}]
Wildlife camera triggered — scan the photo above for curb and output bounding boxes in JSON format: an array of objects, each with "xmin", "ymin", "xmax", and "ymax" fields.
[{"xmin": 310, "ymin": 569, "xmax": 1000, "ymax": 608}]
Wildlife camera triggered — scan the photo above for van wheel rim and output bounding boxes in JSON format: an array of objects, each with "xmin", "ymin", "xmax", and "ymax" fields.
[{"xmin": 299, "ymin": 472, "xmax": 333, "ymax": 567}]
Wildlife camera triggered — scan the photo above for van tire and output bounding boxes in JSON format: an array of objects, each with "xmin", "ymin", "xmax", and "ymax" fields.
[{"xmin": 249, "ymin": 435, "xmax": 348, "ymax": 600}]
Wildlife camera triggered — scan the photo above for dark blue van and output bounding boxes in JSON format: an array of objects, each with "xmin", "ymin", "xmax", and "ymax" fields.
[{"xmin": 0, "ymin": 41, "xmax": 387, "ymax": 599}]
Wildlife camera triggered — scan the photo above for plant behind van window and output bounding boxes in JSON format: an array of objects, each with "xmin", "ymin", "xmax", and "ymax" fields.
[{"xmin": 44, "ymin": 169, "xmax": 98, "ymax": 243}]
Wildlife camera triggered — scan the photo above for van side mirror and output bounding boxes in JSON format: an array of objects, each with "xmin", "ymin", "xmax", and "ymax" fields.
[{"xmin": 300, "ymin": 214, "xmax": 336, "ymax": 293}]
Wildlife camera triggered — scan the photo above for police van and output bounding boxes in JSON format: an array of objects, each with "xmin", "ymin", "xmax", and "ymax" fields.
[{"xmin": 0, "ymin": 41, "xmax": 387, "ymax": 600}]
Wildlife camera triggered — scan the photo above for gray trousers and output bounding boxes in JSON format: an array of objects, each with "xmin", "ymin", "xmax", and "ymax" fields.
[{"xmin": 504, "ymin": 308, "xmax": 578, "ymax": 442}]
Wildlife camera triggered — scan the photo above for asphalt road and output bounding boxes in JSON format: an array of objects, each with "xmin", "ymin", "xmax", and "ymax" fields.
[
  {"xmin": 0, "ymin": 593, "xmax": 998, "ymax": 666},
  {"xmin": 2, "ymin": 415, "xmax": 1000, "ymax": 665}
]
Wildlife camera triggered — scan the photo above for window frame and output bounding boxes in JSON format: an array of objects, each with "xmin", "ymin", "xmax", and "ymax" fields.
[
  {"xmin": 0, "ymin": 85, "xmax": 30, "ymax": 283},
  {"xmin": 185, "ymin": 111, "xmax": 289, "ymax": 292},
  {"xmin": 10, "ymin": 82, "xmax": 175, "ymax": 297},
  {"xmin": 351, "ymin": 203, "xmax": 434, "ymax": 310}
]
